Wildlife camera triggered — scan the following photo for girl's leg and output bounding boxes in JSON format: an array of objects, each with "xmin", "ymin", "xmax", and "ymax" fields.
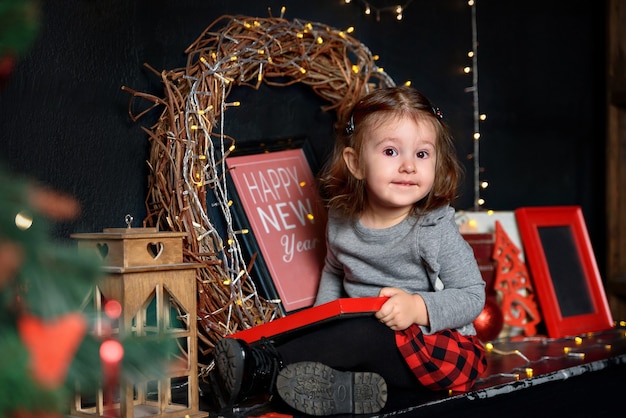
[{"xmin": 273, "ymin": 314, "xmax": 419, "ymax": 390}]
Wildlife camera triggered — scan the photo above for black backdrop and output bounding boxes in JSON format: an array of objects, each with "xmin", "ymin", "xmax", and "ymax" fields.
[{"xmin": 0, "ymin": 0, "xmax": 606, "ymax": 271}]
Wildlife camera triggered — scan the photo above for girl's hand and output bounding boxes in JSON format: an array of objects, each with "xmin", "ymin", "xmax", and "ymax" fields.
[{"xmin": 375, "ymin": 287, "xmax": 429, "ymax": 331}]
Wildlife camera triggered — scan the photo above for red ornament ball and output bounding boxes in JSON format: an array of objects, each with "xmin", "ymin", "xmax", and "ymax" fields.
[{"xmin": 473, "ymin": 297, "xmax": 504, "ymax": 342}]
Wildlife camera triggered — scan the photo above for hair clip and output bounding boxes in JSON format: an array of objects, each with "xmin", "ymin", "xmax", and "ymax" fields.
[
  {"xmin": 345, "ymin": 114, "xmax": 355, "ymax": 135},
  {"xmin": 432, "ymin": 107, "xmax": 444, "ymax": 120}
]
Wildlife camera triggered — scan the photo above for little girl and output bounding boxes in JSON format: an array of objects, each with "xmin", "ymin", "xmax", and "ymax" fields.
[{"xmin": 212, "ymin": 86, "xmax": 487, "ymax": 416}]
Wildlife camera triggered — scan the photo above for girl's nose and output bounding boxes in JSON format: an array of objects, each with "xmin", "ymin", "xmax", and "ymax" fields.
[{"xmin": 400, "ymin": 159, "xmax": 416, "ymax": 173}]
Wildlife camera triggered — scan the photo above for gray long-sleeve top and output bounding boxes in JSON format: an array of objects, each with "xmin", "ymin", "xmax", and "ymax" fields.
[{"xmin": 314, "ymin": 205, "xmax": 485, "ymax": 336}]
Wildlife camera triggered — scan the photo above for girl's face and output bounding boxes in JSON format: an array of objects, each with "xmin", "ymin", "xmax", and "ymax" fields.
[{"xmin": 343, "ymin": 115, "xmax": 437, "ymax": 224}]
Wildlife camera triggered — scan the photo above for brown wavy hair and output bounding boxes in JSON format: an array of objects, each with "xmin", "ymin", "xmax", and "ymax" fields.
[{"xmin": 319, "ymin": 86, "xmax": 462, "ymax": 219}]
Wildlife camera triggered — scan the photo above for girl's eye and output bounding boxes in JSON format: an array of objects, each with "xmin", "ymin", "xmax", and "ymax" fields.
[
  {"xmin": 417, "ymin": 151, "xmax": 429, "ymax": 159},
  {"xmin": 383, "ymin": 148, "xmax": 398, "ymax": 157}
]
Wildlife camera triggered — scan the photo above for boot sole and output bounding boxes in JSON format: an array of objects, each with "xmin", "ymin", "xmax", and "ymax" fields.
[
  {"xmin": 276, "ymin": 361, "xmax": 387, "ymax": 416},
  {"xmin": 213, "ymin": 338, "xmax": 245, "ymax": 404}
]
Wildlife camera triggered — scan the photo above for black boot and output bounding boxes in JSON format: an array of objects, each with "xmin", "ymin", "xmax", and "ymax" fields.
[
  {"xmin": 213, "ymin": 337, "xmax": 283, "ymax": 405},
  {"xmin": 276, "ymin": 361, "xmax": 388, "ymax": 416}
]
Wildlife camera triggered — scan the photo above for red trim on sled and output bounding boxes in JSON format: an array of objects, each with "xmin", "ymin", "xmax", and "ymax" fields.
[{"xmin": 231, "ymin": 297, "xmax": 387, "ymax": 343}]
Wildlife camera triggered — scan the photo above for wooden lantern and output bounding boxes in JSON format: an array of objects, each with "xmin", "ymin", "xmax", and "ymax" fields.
[{"xmin": 70, "ymin": 227, "xmax": 205, "ymax": 417}]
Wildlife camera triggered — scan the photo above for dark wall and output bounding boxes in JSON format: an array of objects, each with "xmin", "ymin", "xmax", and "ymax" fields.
[{"xmin": 0, "ymin": 0, "xmax": 606, "ymax": 268}]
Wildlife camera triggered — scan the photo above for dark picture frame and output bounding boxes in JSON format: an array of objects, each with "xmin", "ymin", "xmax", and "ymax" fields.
[
  {"xmin": 225, "ymin": 138, "xmax": 327, "ymax": 313},
  {"xmin": 515, "ymin": 206, "xmax": 613, "ymax": 338}
]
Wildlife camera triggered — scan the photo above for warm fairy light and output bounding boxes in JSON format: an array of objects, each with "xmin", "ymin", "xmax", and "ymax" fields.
[
  {"xmin": 467, "ymin": 0, "xmax": 483, "ymax": 211},
  {"xmin": 480, "ymin": 113, "xmax": 487, "ymax": 120},
  {"xmin": 316, "ymin": 36, "xmax": 324, "ymax": 44},
  {"xmin": 307, "ymin": 213, "xmax": 315, "ymax": 221},
  {"xmin": 100, "ymin": 340, "xmax": 124, "ymax": 364},
  {"xmin": 297, "ymin": 32, "xmax": 304, "ymax": 39},
  {"xmin": 190, "ymin": 125, "xmax": 199, "ymax": 130},
  {"xmin": 487, "ymin": 209, "xmax": 494, "ymax": 215},
  {"xmin": 299, "ymin": 181, "xmax": 307, "ymax": 187},
  {"xmin": 15, "ymin": 211, "xmax": 33, "ymax": 230},
  {"xmin": 474, "ymin": 329, "xmax": 626, "ymax": 389},
  {"xmin": 222, "ymin": 279, "xmax": 231, "ymax": 286},
  {"xmin": 345, "ymin": 0, "xmax": 352, "ymax": 3},
  {"xmin": 199, "ymin": 154, "xmax": 207, "ymax": 160},
  {"xmin": 345, "ymin": 0, "xmax": 412, "ymax": 21},
  {"xmin": 227, "ymin": 200, "xmax": 233, "ymax": 207},
  {"xmin": 104, "ymin": 300, "xmax": 122, "ymax": 319},
  {"xmin": 404, "ymin": 80, "xmax": 412, "ymax": 87},
  {"xmin": 346, "ymin": 26, "xmax": 355, "ymax": 33},
  {"xmin": 234, "ymin": 229, "xmax": 249, "ymax": 234},
  {"xmin": 351, "ymin": 64, "xmax": 359, "ymax": 73},
  {"xmin": 480, "ymin": 181, "xmax": 489, "ymax": 189},
  {"xmin": 229, "ymin": 145, "xmax": 236, "ymax": 152},
  {"xmin": 467, "ymin": 218, "xmax": 478, "ymax": 229},
  {"xmin": 477, "ymin": 198, "xmax": 485, "ymax": 206}
]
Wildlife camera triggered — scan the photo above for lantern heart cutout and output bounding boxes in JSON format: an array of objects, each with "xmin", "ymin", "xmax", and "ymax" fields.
[
  {"xmin": 147, "ymin": 242, "xmax": 164, "ymax": 259},
  {"xmin": 96, "ymin": 242, "xmax": 109, "ymax": 259},
  {"xmin": 17, "ymin": 313, "xmax": 88, "ymax": 388}
]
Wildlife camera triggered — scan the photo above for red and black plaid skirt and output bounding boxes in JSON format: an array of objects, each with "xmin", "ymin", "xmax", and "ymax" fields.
[{"xmin": 395, "ymin": 324, "xmax": 487, "ymax": 392}]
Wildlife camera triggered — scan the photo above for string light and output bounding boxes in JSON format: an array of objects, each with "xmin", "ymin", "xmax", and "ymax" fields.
[
  {"xmin": 476, "ymin": 327, "xmax": 625, "ymax": 388},
  {"xmin": 464, "ymin": 0, "xmax": 487, "ymax": 210},
  {"xmin": 14, "ymin": 211, "xmax": 33, "ymax": 230},
  {"xmin": 344, "ymin": 0, "xmax": 414, "ymax": 22}
]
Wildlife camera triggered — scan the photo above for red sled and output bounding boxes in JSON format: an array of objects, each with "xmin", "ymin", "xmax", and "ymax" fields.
[{"xmin": 231, "ymin": 297, "xmax": 387, "ymax": 343}]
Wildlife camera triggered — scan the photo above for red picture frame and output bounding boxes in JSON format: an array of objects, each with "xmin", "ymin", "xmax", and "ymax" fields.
[{"xmin": 515, "ymin": 206, "xmax": 613, "ymax": 338}]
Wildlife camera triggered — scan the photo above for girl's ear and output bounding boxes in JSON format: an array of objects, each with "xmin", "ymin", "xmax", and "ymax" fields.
[{"xmin": 342, "ymin": 147, "xmax": 365, "ymax": 180}]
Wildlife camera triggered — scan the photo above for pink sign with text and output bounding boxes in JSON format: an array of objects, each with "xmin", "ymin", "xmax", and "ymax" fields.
[{"xmin": 226, "ymin": 149, "xmax": 327, "ymax": 311}]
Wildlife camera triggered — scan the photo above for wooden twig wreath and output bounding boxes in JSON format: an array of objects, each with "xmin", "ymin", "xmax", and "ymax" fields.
[{"xmin": 121, "ymin": 12, "xmax": 395, "ymax": 372}]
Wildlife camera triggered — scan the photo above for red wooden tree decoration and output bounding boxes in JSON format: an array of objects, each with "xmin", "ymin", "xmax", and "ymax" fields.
[{"xmin": 492, "ymin": 221, "xmax": 541, "ymax": 336}]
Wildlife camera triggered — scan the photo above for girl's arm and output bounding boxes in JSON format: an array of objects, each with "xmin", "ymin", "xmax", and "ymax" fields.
[{"xmin": 419, "ymin": 214, "xmax": 485, "ymax": 333}]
